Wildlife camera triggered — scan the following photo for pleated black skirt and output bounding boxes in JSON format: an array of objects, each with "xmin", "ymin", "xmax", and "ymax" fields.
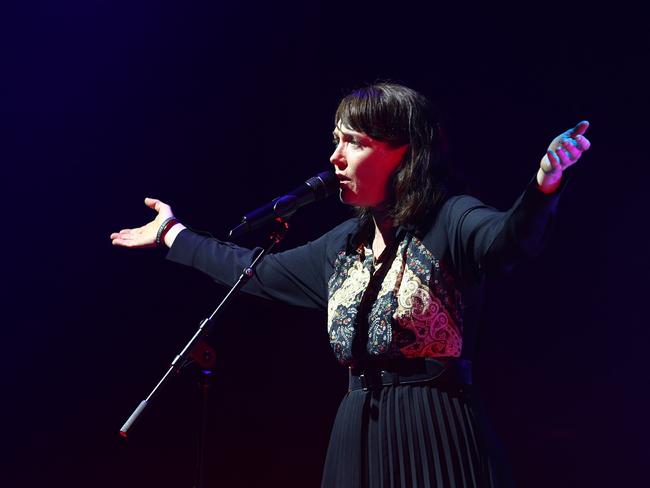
[{"xmin": 321, "ymin": 383, "xmax": 512, "ymax": 488}]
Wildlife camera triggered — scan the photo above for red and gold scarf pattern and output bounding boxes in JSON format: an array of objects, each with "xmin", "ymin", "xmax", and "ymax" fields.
[{"xmin": 327, "ymin": 234, "xmax": 463, "ymax": 364}]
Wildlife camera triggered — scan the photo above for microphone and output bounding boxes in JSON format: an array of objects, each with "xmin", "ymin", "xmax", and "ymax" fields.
[{"xmin": 228, "ymin": 171, "xmax": 339, "ymax": 239}]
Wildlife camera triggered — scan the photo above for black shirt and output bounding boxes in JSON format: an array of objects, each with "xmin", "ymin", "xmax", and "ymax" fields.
[{"xmin": 167, "ymin": 176, "xmax": 565, "ymax": 363}]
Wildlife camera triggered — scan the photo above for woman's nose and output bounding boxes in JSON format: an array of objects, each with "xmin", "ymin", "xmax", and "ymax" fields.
[{"xmin": 330, "ymin": 144, "xmax": 346, "ymax": 169}]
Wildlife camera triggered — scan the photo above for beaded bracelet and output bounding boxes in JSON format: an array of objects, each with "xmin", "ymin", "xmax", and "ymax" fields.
[{"xmin": 156, "ymin": 217, "xmax": 179, "ymax": 247}]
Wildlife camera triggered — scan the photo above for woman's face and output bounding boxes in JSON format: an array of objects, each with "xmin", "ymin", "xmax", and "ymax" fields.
[{"xmin": 330, "ymin": 123, "xmax": 408, "ymax": 207}]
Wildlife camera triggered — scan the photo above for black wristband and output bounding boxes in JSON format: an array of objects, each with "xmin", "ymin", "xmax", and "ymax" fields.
[{"xmin": 156, "ymin": 217, "xmax": 179, "ymax": 247}]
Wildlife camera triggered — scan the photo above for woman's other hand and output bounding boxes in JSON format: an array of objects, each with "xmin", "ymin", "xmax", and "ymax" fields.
[
  {"xmin": 110, "ymin": 198, "xmax": 183, "ymax": 248},
  {"xmin": 537, "ymin": 120, "xmax": 591, "ymax": 193}
]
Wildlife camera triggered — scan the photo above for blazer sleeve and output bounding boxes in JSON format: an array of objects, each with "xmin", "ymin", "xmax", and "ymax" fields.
[
  {"xmin": 165, "ymin": 220, "xmax": 355, "ymax": 311},
  {"xmin": 445, "ymin": 176, "xmax": 568, "ymax": 280}
]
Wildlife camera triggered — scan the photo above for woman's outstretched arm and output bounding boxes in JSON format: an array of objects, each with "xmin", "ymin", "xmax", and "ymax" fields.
[
  {"xmin": 110, "ymin": 197, "xmax": 353, "ymax": 310},
  {"xmin": 446, "ymin": 121, "xmax": 591, "ymax": 279}
]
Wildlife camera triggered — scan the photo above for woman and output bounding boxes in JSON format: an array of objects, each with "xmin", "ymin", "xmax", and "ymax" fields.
[{"xmin": 111, "ymin": 83, "xmax": 590, "ymax": 487}]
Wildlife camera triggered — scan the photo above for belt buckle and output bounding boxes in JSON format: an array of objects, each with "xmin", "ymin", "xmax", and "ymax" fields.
[{"xmin": 381, "ymin": 370, "xmax": 400, "ymax": 387}]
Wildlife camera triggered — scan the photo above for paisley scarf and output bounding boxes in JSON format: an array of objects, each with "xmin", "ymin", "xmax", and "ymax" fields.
[{"xmin": 327, "ymin": 232, "xmax": 464, "ymax": 365}]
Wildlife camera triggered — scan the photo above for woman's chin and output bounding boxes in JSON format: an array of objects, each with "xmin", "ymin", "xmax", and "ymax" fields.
[
  {"xmin": 338, "ymin": 188, "xmax": 355, "ymax": 205},
  {"xmin": 340, "ymin": 192, "xmax": 377, "ymax": 209}
]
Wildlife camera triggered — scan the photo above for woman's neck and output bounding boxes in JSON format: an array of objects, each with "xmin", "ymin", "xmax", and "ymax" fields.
[{"xmin": 370, "ymin": 206, "xmax": 396, "ymax": 258}]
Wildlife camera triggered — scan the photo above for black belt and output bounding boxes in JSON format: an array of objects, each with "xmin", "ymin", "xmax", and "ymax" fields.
[{"xmin": 348, "ymin": 357, "xmax": 472, "ymax": 391}]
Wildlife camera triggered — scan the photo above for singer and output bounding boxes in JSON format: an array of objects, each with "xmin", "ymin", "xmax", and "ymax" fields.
[{"xmin": 111, "ymin": 83, "xmax": 590, "ymax": 487}]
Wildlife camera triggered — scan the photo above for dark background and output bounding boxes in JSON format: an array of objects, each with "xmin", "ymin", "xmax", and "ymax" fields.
[{"xmin": 2, "ymin": 1, "xmax": 648, "ymax": 486}]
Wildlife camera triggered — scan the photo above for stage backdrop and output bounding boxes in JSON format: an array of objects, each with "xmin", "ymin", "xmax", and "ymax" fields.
[{"xmin": 2, "ymin": 1, "xmax": 648, "ymax": 487}]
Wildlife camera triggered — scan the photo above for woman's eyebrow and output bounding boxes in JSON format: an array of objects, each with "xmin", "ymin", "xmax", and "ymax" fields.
[{"xmin": 334, "ymin": 127, "xmax": 366, "ymax": 140}]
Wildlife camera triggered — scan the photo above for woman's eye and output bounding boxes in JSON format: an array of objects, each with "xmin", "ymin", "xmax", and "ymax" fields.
[{"xmin": 332, "ymin": 136, "xmax": 363, "ymax": 148}]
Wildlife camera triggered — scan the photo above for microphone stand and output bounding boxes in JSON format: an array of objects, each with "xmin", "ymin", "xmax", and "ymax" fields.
[
  {"xmin": 190, "ymin": 341, "xmax": 216, "ymax": 488},
  {"xmin": 119, "ymin": 219, "xmax": 291, "ymax": 483},
  {"xmin": 195, "ymin": 368, "xmax": 211, "ymax": 488}
]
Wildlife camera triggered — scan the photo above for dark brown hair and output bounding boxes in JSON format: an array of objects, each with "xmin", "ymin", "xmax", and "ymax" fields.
[{"xmin": 335, "ymin": 83, "xmax": 448, "ymax": 233}]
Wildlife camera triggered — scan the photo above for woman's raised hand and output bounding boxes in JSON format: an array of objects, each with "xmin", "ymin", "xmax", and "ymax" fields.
[
  {"xmin": 110, "ymin": 198, "xmax": 175, "ymax": 248},
  {"xmin": 537, "ymin": 121, "xmax": 591, "ymax": 193}
]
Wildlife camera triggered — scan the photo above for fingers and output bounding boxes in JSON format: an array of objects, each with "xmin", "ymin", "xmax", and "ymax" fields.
[
  {"xmin": 555, "ymin": 132, "xmax": 590, "ymax": 170},
  {"xmin": 561, "ymin": 139, "xmax": 581, "ymax": 160},
  {"xmin": 555, "ymin": 145, "xmax": 573, "ymax": 168},
  {"xmin": 111, "ymin": 235, "xmax": 156, "ymax": 248},
  {"xmin": 144, "ymin": 197, "xmax": 173, "ymax": 218},
  {"xmin": 570, "ymin": 120, "xmax": 590, "ymax": 137},
  {"xmin": 111, "ymin": 236, "xmax": 132, "ymax": 247},
  {"xmin": 144, "ymin": 197, "xmax": 160, "ymax": 211},
  {"xmin": 575, "ymin": 134, "xmax": 591, "ymax": 151},
  {"xmin": 110, "ymin": 225, "xmax": 151, "ymax": 247},
  {"xmin": 544, "ymin": 150, "xmax": 562, "ymax": 173},
  {"xmin": 110, "ymin": 229, "xmax": 134, "ymax": 246},
  {"xmin": 110, "ymin": 229, "xmax": 155, "ymax": 248},
  {"xmin": 110, "ymin": 229, "xmax": 135, "ymax": 241}
]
